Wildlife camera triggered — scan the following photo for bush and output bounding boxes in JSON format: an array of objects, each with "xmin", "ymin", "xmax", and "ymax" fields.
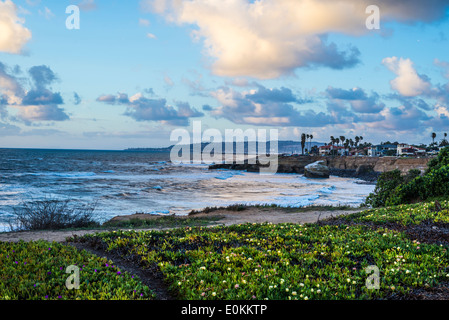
[
  {"xmin": 365, "ymin": 148, "xmax": 449, "ymax": 207},
  {"xmin": 365, "ymin": 170, "xmax": 404, "ymax": 208},
  {"xmin": 426, "ymin": 146, "xmax": 449, "ymax": 173},
  {"xmin": 9, "ymin": 199, "xmax": 100, "ymax": 231},
  {"xmin": 386, "ymin": 165, "xmax": 449, "ymax": 206}
]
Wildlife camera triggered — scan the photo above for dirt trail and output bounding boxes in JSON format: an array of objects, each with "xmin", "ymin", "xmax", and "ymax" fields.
[{"xmin": 0, "ymin": 207, "xmax": 362, "ymax": 243}]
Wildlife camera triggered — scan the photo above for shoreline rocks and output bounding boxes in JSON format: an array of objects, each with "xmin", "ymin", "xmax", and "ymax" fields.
[
  {"xmin": 208, "ymin": 155, "xmax": 431, "ymax": 183},
  {"xmin": 304, "ymin": 160, "xmax": 330, "ymax": 179}
]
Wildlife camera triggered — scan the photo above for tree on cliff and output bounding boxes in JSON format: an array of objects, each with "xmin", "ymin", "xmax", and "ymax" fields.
[
  {"xmin": 301, "ymin": 133, "xmax": 306, "ymax": 155},
  {"xmin": 431, "ymin": 132, "xmax": 437, "ymax": 146},
  {"xmin": 309, "ymin": 134, "xmax": 314, "ymax": 153}
]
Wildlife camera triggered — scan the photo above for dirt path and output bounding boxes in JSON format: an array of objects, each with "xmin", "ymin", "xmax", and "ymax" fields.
[{"xmin": 0, "ymin": 207, "xmax": 362, "ymax": 243}]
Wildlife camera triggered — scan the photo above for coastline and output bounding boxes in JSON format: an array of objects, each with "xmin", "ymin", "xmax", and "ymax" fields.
[{"xmin": 208, "ymin": 154, "xmax": 431, "ymax": 183}]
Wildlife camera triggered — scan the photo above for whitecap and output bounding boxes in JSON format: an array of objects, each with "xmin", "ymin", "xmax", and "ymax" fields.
[{"xmin": 318, "ymin": 186, "xmax": 336, "ymax": 194}]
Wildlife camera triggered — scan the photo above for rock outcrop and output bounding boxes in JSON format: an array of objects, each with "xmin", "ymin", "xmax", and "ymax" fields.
[
  {"xmin": 208, "ymin": 155, "xmax": 432, "ymax": 182},
  {"xmin": 304, "ymin": 160, "xmax": 330, "ymax": 179}
]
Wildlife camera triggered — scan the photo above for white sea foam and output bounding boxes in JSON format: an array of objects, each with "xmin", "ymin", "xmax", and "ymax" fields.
[{"xmin": 318, "ymin": 186, "xmax": 336, "ymax": 194}]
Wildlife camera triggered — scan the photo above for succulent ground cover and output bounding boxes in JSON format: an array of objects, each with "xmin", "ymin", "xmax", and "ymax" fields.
[
  {"xmin": 3, "ymin": 200, "xmax": 449, "ymax": 300},
  {"xmin": 0, "ymin": 240, "xmax": 154, "ymax": 300},
  {"xmin": 72, "ymin": 201, "xmax": 449, "ymax": 300}
]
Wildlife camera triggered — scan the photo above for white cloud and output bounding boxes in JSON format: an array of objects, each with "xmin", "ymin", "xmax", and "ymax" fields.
[
  {"xmin": 0, "ymin": 0, "xmax": 32, "ymax": 54},
  {"xmin": 382, "ymin": 57, "xmax": 432, "ymax": 97},
  {"xmin": 39, "ymin": 7, "xmax": 54, "ymax": 20},
  {"xmin": 141, "ymin": 0, "xmax": 449, "ymax": 79},
  {"xmin": 434, "ymin": 59, "xmax": 449, "ymax": 79},
  {"xmin": 139, "ymin": 18, "xmax": 151, "ymax": 27},
  {"xmin": 78, "ymin": 0, "xmax": 97, "ymax": 11},
  {"xmin": 146, "ymin": 33, "xmax": 157, "ymax": 39}
]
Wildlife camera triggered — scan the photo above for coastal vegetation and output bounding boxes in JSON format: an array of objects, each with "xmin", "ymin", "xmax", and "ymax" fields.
[
  {"xmin": 2, "ymin": 199, "xmax": 449, "ymax": 300},
  {"xmin": 9, "ymin": 198, "xmax": 100, "ymax": 232},
  {"xmin": 366, "ymin": 147, "xmax": 449, "ymax": 207},
  {"xmin": 0, "ymin": 240, "xmax": 154, "ymax": 300}
]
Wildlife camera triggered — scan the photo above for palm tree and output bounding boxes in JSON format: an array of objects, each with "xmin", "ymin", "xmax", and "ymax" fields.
[
  {"xmin": 335, "ymin": 137, "xmax": 340, "ymax": 147},
  {"xmin": 349, "ymin": 138, "xmax": 354, "ymax": 148},
  {"xmin": 431, "ymin": 132, "xmax": 437, "ymax": 146},
  {"xmin": 354, "ymin": 136, "xmax": 360, "ymax": 148},
  {"xmin": 441, "ymin": 133, "xmax": 449, "ymax": 147},
  {"xmin": 301, "ymin": 133, "xmax": 306, "ymax": 155},
  {"xmin": 330, "ymin": 136, "xmax": 335, "ymax": 146},
  {"xmin": 309, "ymin": 134, "xmax": 314, "ymax": 154},
  {"xmin": 340, "ymin": 136, "xmax": 346, "ymax": 147},
  {"xmin": 306, "ymin": 134, "xmax": 310, "ymax": 154}
]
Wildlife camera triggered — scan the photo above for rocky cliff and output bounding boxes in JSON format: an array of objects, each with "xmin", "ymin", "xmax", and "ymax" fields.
[{"xmin": 209, "ymin": 155, "xmax": 431, "ymax": 182}]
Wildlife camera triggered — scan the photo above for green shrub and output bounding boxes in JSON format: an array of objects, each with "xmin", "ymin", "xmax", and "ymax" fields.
[
  {"xmin": 365, "ymin": 149, "xmax": 449, "ymax": 208},
  {"xmin": 365, "ymin": 170, "xmax": 404, "ymax": 208},
  {"xmin": 386, "ymin": 165, "xmax": 449, "ymax": 206},
  {"xmin": 426, "ymin": 147, "xmax": 449, "ymax": 173}
]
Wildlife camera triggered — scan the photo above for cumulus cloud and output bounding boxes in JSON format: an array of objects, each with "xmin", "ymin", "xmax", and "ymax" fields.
[
  {"xmin": 435, "ymin": 59, "xmax": 449, "ymax": 79},
  {"xmin": 97, "ymin": 92, "xmax": 204, "ymax": 126},
  {"xmin": 0, "ymin": 62, "xmax": 24, "ymax": 104},
  {"xmin": 382, "ymin": 57, "xmax": 432, "ymax": 97},
  {"xmin": 142, "ymin": 0, "xmax": 449, "ymax": 79},
  {"xmin": 366, "ymin": 104, "xmax": 431, "ymax": 132},
  {"xmin": 0, "ymin": 0, "xmax": 32, "ymax": 54},
  {"xmin": 326, "ymin": 86, "xmax": 385, "ymax": 113},
  {"xmin": 208, "ymin": 85, "xmax": 332, "ymax": 127},
  {"xmin": 73, "ymin": 92, "xmax": 81, "ymax": 105},
  {"xmin": 0, "ymin": 62, "xmax": 70, "ymax": 123}
]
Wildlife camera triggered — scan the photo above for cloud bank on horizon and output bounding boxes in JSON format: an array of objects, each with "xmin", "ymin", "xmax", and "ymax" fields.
[{"xmin": 0, "ymin": 0, "xmax": 449, "ymax": 148}]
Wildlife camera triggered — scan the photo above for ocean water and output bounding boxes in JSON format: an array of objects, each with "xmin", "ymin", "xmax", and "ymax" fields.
[{"xmin": 0, "ymin": 148, "xmax": 375, "ymax": 230}]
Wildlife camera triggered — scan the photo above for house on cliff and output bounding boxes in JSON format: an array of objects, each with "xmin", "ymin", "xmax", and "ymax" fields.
[
  {"xmin": 397, "ymin": 144, "xmax": 426, "ymax": 156},
  {"xmin": 368, "ymin": 144, "xmax": 398, "ymax": 157},
  {"xmin": 319, "ymin": 145, "xmax": 347, "ymax": 156}
]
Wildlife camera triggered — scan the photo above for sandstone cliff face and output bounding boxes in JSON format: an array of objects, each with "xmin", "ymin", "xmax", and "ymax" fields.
[
  {"xmin": 323, "ymin": 156, "xmax": 430, "ymax": 174},
  {"xmin": 209, "ymin": 155, "xmax": 431, "ymax": 181}
]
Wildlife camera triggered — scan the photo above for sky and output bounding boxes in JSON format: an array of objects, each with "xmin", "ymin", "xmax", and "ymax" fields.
[{"xmin": 0, "ymin": 0, "xmax": 449, "ymax": 150}]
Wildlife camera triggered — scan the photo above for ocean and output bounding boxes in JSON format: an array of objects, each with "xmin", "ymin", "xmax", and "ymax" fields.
[{"xmin": 0, "ymin": 148, "xmax": 375, "ymax": 231}]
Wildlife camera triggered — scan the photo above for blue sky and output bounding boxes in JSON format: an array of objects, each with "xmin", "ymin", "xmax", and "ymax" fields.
[{"xmin": 0, "ymin": 0, "xmax": 449, "ymax": 149}]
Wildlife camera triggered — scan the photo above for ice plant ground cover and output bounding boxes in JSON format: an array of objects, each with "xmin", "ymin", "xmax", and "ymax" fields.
[
  {"xmin": 73, "ymin": 200, "xmax": 449, "ymax": 300},
  {"xmin": 2, "ymin": 200, "xmax": 449, "ymax": 300},
  {"xmin": 0, "ymin": 240, "xmax": 154, "ymax": 300},
  {"xmin": 341, "ymin": 200, "xmax": 449, "ymax": 226}
]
